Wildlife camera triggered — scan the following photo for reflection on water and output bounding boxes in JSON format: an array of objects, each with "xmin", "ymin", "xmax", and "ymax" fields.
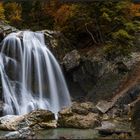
[{"xmin": 35, "ymin": 128, "xmax": 99, "ymax": 139}]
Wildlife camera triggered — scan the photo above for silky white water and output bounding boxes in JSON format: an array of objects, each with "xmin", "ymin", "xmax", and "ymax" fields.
[{"xmin": 0, "ymin": 31, "xmax": 71, "ymax": 116}]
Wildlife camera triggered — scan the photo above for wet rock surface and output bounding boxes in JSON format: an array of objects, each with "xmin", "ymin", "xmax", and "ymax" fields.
[
  {"xmin": 2, "ymin": 127, "xmax": 35, "ymax": 139},
  {"xmin": 0, "ymin": 109, "xmax": 56, "ymax": 131},
  {"xmin": 0, "ymin": 21, "xmax": 18, "ymax": 40},
  {"xmin": 0, "ymin": 101, "xmax": 136, "ymax": 139}
]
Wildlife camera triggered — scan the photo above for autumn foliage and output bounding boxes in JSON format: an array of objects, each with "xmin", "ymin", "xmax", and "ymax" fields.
[
  {"xmin": 0, "ymin": 0, "xmax": 140, "ymax": 58},
  {"xmin": 0, "ymin": 2, "xmax": 5, "ymax": 21},
  {"xmin": 131, "ymin": 3, "xmax": 140, "ymax": 17},
  {"xmin": 4, "ymin": 2, "xmax": 22, "ymax": 25}
]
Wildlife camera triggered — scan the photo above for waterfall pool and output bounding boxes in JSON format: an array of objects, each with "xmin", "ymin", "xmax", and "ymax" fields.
[
  {"xmin": 31, "ymin": 128, "xmax": 99, "ymax": 139},
  {"xmin": 0, "ymin": 129, "xmax": 99, "ymax": 139}
]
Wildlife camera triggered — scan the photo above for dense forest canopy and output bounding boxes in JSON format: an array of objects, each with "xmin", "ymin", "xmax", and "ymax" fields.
[{"xmin": 0, "ymin": 0, "xmax": 140, "ymax": 59}]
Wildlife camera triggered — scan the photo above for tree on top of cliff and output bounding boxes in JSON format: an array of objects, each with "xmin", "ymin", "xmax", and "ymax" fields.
[
  {"xmin": 0, "ymin": 2, "xmax": 5, "ymax": 21},
  {"xmin": 4, "ymin": 2, "xmax": 22, "ymax": 25}
]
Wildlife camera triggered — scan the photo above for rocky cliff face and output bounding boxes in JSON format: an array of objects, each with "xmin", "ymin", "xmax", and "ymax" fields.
[
  {"xmin": 62, "ymin": 48, "xmax": 140, "ymax": 102},
  {"xmin": 0, "ymin": 21, "xmax": 18, "ymax": 41},
  {"xmin": 1, "ymin": 22, "xmax": 140, "ymax": 104},
  {"xmin": 1, "ymin": 22, "xmax": 140, "ymax": 138}
]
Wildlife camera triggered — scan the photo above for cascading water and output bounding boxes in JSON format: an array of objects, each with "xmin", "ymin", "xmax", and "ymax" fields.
[{"xmin": 0, "ymin": 31, "xmax": 71, "ymax": 117}]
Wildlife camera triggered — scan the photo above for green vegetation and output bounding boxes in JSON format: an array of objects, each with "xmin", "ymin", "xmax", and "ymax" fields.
[{"xmin": 0, "ymin": 0, "xmax": 140, "ymax": 59}]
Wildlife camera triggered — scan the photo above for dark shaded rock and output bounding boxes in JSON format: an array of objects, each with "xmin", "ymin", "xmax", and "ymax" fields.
[
  {"xmin": 0, "ymin": 101, "xmax": 3, "ymax": 117},
  {"xmin": 66, "ymin": 53, "xmax": 122, "ymax": 101},
  {"xmin": 131, "ymin": 98, "xmax": 140, "ymax": 134},
  {"xmin": 0, "ymin": 32, "xmax": 5, "ymax": 42},
  {"xmin": 98, "ymin": 129, "xmax": 131, "ymax": 136},
  {"xmin": 96, "ymin": 120, "xmax": 132, "ymax": 137},
  {"xmin": 59, "ymin": 136, "xmax": 70, "ymax": 140},
  {"xmin": 116, "ymin": 61, "xmax": 129, "ymax": 73},
  {"xmin": 65, "ymin": 50, "xmax": 140, "ymax": 103}
]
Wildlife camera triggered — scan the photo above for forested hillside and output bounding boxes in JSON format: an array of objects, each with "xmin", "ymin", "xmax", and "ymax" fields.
[{"xmin": 0, "ymin": 0, "xmax": 140, "ymax": 59}]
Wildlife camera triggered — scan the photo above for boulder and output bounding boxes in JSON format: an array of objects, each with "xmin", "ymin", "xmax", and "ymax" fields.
[
  {"xmin": 25, "ymin": 109, "xmax": 57, "ymax": 130},
  {"xmin": 58, "ymin": 102, "xmax": 101, "ymax": 129},
  {"xmin": 0, "ymin": 115, "xmax": 25, "ymax": 130},
  {"xmin": 0, "ymin": 109, "xmax": 56, "ymax": 131},
  {"xmin": 63, "ymin": 50, "xmax": 81, "ymax": 71}
]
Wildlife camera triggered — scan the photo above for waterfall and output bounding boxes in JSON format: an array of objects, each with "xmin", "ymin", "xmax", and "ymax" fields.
[{"xmin": 0, "ymin": 31, "xmax": 71, "ymax": 116}]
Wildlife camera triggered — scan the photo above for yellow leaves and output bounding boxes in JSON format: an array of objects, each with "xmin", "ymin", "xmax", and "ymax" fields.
[
  {"xmin": 4, "ymin": 2, "xmax": 22, "ymax": 24},
  {"xmin": 102, "ymin": 12, "xmax": 111, "ymax": 22},
  {"xmin": 112, "ymin": 29, "xmax": 133, "ymax": 40},
  {"xmin": 0, "ymin": 2, "xmax": 5, "ymax": 20},
  {"xmin": 54, "ymin": 4, "xmax": 77, "ymax": 27}
]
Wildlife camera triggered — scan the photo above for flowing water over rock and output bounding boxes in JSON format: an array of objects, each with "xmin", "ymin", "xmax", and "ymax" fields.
[{"xmin": 0, "ymin": 31, "xmax": 71, "ymax": 116}]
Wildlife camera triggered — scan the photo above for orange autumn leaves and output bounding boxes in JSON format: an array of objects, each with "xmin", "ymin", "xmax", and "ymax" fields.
[
  {"xmin": 0, "ymin": 0, "xmax": 140, "ymax": 29},
  {"xmin": 54, "ymin": 4, "xmax": 77, "ymax": 27},
  {"xmin": 131, "ymin": 3, "xmax": 140, "ymax": 17}
]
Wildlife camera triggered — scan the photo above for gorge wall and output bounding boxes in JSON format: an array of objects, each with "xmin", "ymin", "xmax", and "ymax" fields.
[{"xmin": 1, "ymin": 22, "xmax": 140, "ymax": 112}]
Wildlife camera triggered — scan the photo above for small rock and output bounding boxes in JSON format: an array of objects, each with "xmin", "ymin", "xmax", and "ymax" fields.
[
  {"xmin": 102, "ymin": 114, "xmax": 110, "ymax": 121},
  {"xmin": 4, "ymin": 127, "xmax": 35, "ymax": 139},
  {"xmin": 96, "ymin": 100, "xmax": 113, "ymax": 113}
]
